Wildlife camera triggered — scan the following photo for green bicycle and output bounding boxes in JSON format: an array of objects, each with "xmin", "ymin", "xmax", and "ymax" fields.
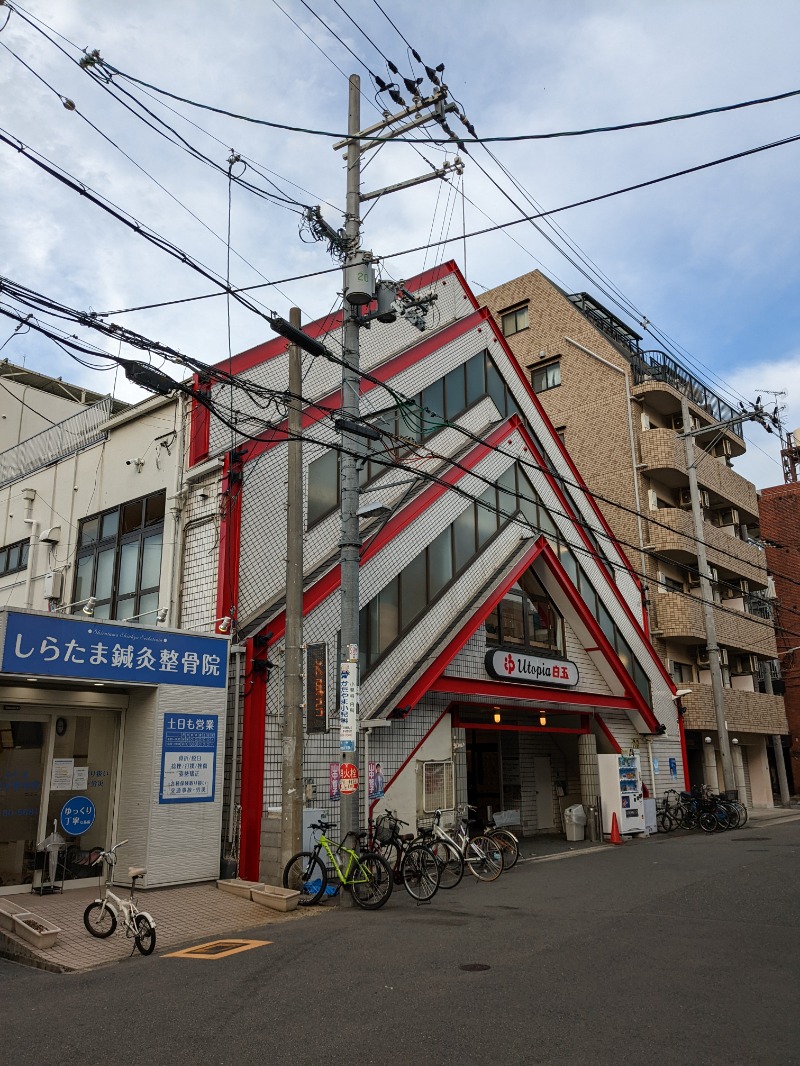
[{"xmin": 282, "ymin": 820, "xmax": 394, "ymax": 910}]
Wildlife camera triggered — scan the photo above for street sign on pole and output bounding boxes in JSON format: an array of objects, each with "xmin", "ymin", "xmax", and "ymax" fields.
[
  {"xmin": 340, "ymin": 660, "xmax": 358, "ymax": 752},
  {"xmin": 340, "ymin": 762, "xmax": 359, "ymax": 795}
]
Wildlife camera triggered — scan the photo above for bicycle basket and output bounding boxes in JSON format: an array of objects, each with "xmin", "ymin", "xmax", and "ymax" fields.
[{"xmin": 374, "ymin": 815, "xmax": 397, "ymax": 844}]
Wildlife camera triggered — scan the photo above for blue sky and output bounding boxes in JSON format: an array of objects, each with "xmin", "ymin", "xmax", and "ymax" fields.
[{"xmin": 1, "ymin": 0, "xmax": 799, "ymax": 489}]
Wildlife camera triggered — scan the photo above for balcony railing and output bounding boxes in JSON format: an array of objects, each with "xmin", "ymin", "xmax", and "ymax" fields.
[
  {"xmin": 0, "ymin": 396, "xmax": 112, "ymax": 488},
  {"xmin": 632, "ymin": 350, "xmax": 744, "ymax": 437}
]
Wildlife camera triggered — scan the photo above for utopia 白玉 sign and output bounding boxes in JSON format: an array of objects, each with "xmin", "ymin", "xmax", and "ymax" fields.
[{"xmin": 485, "ymin": 648, "xmax": 579, "ymax": 687}]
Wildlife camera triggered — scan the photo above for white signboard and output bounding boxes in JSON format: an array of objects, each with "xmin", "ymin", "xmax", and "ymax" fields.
[
  {"xmin": 340, "ymin": 660, "xmax": 359, "ymax": 752},
  {"xmin": 51, "ymin": 758, "xmax": 74, "ymax": 791},
  {"xmin": 485, "ymin": 648, "xmax": 579, "ymax": 687},
  {"xmin": 72, "ymin": 765, "xmax": 89, "ymax": 790}
]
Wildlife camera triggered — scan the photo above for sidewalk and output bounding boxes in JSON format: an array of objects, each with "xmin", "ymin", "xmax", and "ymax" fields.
[{"xmin": 0, "ymin": 880, "xmax": 320, "ymax": 973}]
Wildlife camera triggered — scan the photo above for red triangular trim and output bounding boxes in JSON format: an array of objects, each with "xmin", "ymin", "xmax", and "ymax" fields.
[{"xmin": 397, "ymin": 534, "xmax": 659, "ymax": 732}]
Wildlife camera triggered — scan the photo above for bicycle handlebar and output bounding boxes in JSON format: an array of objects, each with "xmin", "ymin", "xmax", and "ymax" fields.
[
  {"xmin": 383, "ymin": 808, "xmax": 408, "ymax": 825},
  {"xmin": 92, "ymin": 839, "xmax": 129, "ymax": 866}
]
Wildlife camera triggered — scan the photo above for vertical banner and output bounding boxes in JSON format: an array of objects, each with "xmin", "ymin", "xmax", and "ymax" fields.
[
  {"xmin": 305, "ymin": 642, "xmax": 328, "ymax": 734},
  {"xmin": 339, "ymin": 659, "xmax": 358, "ymax": 752},
  {"xmin": 329, "ymin": 762, "xmax": 341, "ymax": 800},
  {"xmin": 159, "ymin": 714, "xmax": 219, "ymax": 803}
]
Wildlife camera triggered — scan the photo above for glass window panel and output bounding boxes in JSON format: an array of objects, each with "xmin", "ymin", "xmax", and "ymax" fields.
[
  {"xmin": 486, "ymin": 357, "xmax": 506, "ymax": 416},
  {"xmin": 307, "ymin": 450, "xmax": 339, "ymax": 527},
  {"xmin": 121, "ymin": 500, "xmax": 143, "ymax": 535},
  {"xmin": 428, "ymin": 527, "xmax": 453, "ymax": 599},
  {"xmin": 400, "ymin": 552, "xmax": 428, "ymax": 629},
  {"xmin": 398, "ymin": 402, "xmax": 423, "ymax": 443},
  {"xmin": 141, "ymin": 533, "xmax": 162, "ymax": 589},
  {"xmin": 144, "ymin": 492, "xmax": 166, "ymax": 525},
  {"xmin": 80, "ymin": 517, "xmax": 99, "ymax": 546},
  {"xmin": 367, "ymin": 601, "xmax": 379, "ymax": 668},
  {"xmin": 357, "ymin": 610, "xmax": 368, "ymax": 675},
  {"xmin": 137, "ymin": 591, "xmax": 159, "ymax": 621},
  {"xmin": 501, "ymin": 596, "xmax": 525, "ymax": 645},
  {"xmin": 617, "ymin": 638, "xmax": 633, "ymax": 675},
  {"xmin": 100, "ymin": 511, "xmax": 119, "ymax": 540},
  {"xmin": 538, "ymin": 508, "xmax": 558, "ymax": 540},
  {"xmin": 633, "ymin": 660, "xmax": 651, "ymax": 702},
  {"xmin": 7, "ymin": 545, "xmax": 20, "ymax": 570},
  {"xmin": 421, "ymin": 378, "xmax": 445, "ymax": 426},
  {"xmin": 444, "ymin": 365, "xmax": 466, "ymax": 420},
  {"xmin": 597, "ymin": 601, "xmax": 616, "ymax": 647},
  {"xmin": 377, "ymin": 577, "xmax": 399, "ymax": 655},
  {"xmin": 453, "ymin": 504, "xmax": 476, "ymax": 572},
  {"xmin": 94, "ymin": 548, "xmax": 115, "ymax": 601},
  {"xmin": 476, "ymin": 489, "xmax": 498, "ymax": 545},
  {"xmin": 0, "ymin": 548, "xmax": 6, "ymax": 573},
  {"xmin": 115, "ymin": 595, "xmax": 135, "ymax": 622},
  {"xmin": 92, "ymin": 602, "xmax": 111, "ymax": 620},
  {"xmin": 465, "ymin": 353, "xmax": 485, "ymax": 406},
  {"xmin": 117, "ymin": 541, "xmax": 139, "ymax": 596},
  {"xmin": 74, "ymin": 554, "xmax": 94, "ymax": 602},
  {"xmin": 497, "ymin": 465, "xmax": 517, "ymax": 520},
  {"xmin": 20, "ymin": 542, "xmax": 29, "ymax": 566},
  {"xmin": 485, "ymin": 607, "xmax": 500, "ymax": 645},
  {"xmin": 506, "ymin": 388, "xmax": 521, "ymax": 419},
  {"xmin": 558, "ymin": 542, "xmax": 578, "ymax": 583}
]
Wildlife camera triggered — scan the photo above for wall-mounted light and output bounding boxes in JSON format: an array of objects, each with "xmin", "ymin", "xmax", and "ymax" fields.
[
  {"xmin": 493, "ymin": 712, "xmax": 501, "ymax": 724},
  {"xmin": 539, "ymin": 715, "xmax": 547, "ymax": 727},
  {"xmin": 704, "ymin": 736, "xmax": 712, "ymax": 744},
  {"xmin": 731, "ymin": 738, "xmax": 739, "ymax": 745}
]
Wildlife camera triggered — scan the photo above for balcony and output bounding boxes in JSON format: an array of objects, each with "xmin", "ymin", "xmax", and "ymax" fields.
[
  {"xmin": 638, "ymin": 429, "xmax": 758, "ymax": 516},
  {"xmin": 646, "ymin": 507, "xmax": 768, "ymax": 587},
  {"xmin": 651, "ymin": 591, "xmax": 778, "ymax": 658},
  {"xmin": 681, "ymin": 684, "xmax": 787, "ymax": 735}
]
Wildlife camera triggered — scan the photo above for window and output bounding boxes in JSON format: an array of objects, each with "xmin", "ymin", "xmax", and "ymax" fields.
[
  {"xmin": 670, "ymin": 660, "xmax": 693, "ymax": 684},
  {"xmin": 501, "ymin": 305, "xmax": 529, "ymax": 337},
  {"xmin": 74, "ymin": 491, "xmax": 165, "ymax": 621},
  {"xmin": 422, "ymin": 760, "xmax": 454, "ymax": 813},
  {"xmin": 661, "ymin": 574, "xmax": 685, "ymax": 593},
  {"xmin": 486, "ymin": 576, "xmax": 564, "ymax": 655},
  {"xmin": 531, "ymin": 360, "xmax": 561, "ymax": 394},
  {"xmin": 307, "ymin": 448, "xmax": 339, "ymax": 528},
  {"xmin": 0, "ymin": 538, "xmax": 30, "ymax": 577}
]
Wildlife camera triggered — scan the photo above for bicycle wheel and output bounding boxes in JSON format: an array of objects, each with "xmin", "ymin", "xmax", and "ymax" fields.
[
  {"xmin": 699, "ymin": 811, "xmax": 717, "ymax": 833},
  {"xmin": 429, "ymin": 839, "xmax": 464, "ymax": 889},
  {"xmin": 491, "ymin": 829, "xmax": 519, "ymax": 869},
  {"xmin": 400, "ymin": 844, "xmax": 440, "ymax": 902},
  {"xmin": 720, "ymin": 802, "xmax": 740, "ymax": 829},
  {"xmin": 134, "ymin": 914, "xmax": 156, "ymax": 956},
  {"xmin": 374, "ymin": 840, "xmax": 401, "ymax": 883},
  {"xmin": 734, "ymin": 802, "xmax": 748, "ymax": 828},
  {"xmin": 83, "ymin": 900, "xmax": 117, "ymax": 938},
  {"xmin": 465, "ymin": 835, "xmax": 503, "ymax": 882},
  {"xmin": 349, "ymin": 852, "xmax": 393, "ymax": 910},
  {"xmin": 283, "ymin": 852, "xmax": 327, "ymax": 906},
  {"xmin": 656, "ymin": 810, "xmax": 673, "ymax": 833}
]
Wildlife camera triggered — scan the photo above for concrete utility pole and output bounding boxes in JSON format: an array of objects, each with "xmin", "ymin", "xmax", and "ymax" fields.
[
  {"xmin": 679, "ymin": 396, "xmax": 736, "ymax": 794},
  {"xmin": 281, "ymin": 307, "xmax": 304, "ymax": 870},
  {"xmin": 337, "ymin": 75, "xmax": 363, "ymax": 877}
]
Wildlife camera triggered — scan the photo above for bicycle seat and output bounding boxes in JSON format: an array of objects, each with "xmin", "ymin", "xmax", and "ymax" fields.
[
  {"xmin": 399, "ymin": 833, "xmax": 415, "ymax": 842},
  {"xmin": 128, "ymin": 867, "xmax": 147, "ymax": 879}
]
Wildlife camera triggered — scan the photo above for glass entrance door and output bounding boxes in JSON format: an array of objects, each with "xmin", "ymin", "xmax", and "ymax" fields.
[{"xmin": 0, "ymin": 718, "xmax": 47, "ymax": 888}]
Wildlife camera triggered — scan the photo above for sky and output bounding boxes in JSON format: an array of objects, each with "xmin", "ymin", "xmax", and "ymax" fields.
[{"xmin": 1, "ymin": 0, "xmax": 799, "ymax": 490}]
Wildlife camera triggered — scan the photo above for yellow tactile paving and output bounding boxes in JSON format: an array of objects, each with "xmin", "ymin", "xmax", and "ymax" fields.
[{"xmin": 165, "ymin": 938, "xmax": 271, "ymax": 959}]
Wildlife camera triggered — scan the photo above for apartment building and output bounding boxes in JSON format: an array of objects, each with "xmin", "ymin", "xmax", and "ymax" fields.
[{"xmin": 480, "ymin": 271, "xmax": 788, "ymax": 806}]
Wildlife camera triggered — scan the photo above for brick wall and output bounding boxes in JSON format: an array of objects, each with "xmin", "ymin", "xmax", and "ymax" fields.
[{"xmin": 761, "ymin": 481, "xmax": 800, "ymax": 791}]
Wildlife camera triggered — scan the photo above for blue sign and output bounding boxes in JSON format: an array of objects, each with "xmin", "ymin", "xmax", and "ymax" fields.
[
  {"xmin": 1, "ymin": 611, "xmax": 228, "ymax": 688},
  {"xmin": 159, "ymin": 713, "xmax": 218, "ymax": 804},
  {"xmin": 669, "ymin": 757, "xmax": 677, "ymax": 781},
  {"xmin": 60, "ymin": 795, "xmax": 96, "ymax": 835}
]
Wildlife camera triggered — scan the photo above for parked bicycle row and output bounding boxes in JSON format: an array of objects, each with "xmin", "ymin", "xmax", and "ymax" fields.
[
  {"xmin": 656, "ymin": 786, "xmax": 749, "ymax": 833},
  {"xmin": 281, "ymin": 804, "xmax": 520, "ymax": 910}
]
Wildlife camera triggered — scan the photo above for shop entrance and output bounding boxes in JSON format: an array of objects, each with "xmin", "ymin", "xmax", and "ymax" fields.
[
  {"xmin": 465, "ymin": 729, "xmax": 503, "ymax": 823},
  {"xmin": 0, "ymin": 708, "xmax": 119, "ymax": 891}
]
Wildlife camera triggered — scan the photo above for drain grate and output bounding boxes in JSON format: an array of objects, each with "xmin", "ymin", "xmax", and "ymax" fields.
[
  {"xmin": 165, "ymin": 938, "xmax": 271, "ymax": 960},
  {"xmin": 459, "ymin": 963, "xmax": 491, "ymax": 972}
]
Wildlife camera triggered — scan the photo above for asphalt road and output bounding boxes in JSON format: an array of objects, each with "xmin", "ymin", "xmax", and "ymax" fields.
[{"xmin": 2, "ymin": 818, "xmax": 799, "ymax": 1066}]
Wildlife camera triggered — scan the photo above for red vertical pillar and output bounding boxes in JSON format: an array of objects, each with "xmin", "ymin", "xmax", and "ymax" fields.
[{"xmin": 239, "ymin": 636, "xmax": 267, "ymax": 881}]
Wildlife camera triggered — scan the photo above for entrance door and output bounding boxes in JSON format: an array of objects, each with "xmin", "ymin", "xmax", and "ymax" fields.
[
  {"xmin": 465, "ymin": 731, "xmax": 503, "ymax": 823},
  {"xmin": 533, "ymin": 756, "xmax": 554, "ymax": 830},
  {"xmin": 0, "ymin": 717, "xmax": 47, "ymax": 887}
]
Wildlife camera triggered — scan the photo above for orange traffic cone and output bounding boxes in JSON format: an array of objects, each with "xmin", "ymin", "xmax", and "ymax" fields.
[{"xmin": 609, "ymin": 812, "xmax": 623, "ymax": 845}]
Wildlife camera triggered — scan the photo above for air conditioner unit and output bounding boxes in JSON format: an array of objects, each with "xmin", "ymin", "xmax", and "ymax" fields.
[
  {"xmin": 733, "ymin": 654, "xmax": 758, "ymax": 675},
  {"xmin": 697, "ymin": 646, "xmax": 711, "ymax": 666},
  {"xmin": 709, "ymin": 566, "xmax": 718, "ymax": 584},
  {"xmin": 720, "ymin": 439, "xmax": 733, "ymax": 458},
  {"xmin": 671, "ymin": 414, "xmax": 685, "ymax": 432},
  {"xmin": 699, "ymin": 490, "xmax": 711, "ymax": 509},
  {"xmin": 715, "ymin": 507, "xmax": 739, "ymax": 527},
  {"xmin": 679, "ymin": 488, "xmax": 693, "ymax": 508}
]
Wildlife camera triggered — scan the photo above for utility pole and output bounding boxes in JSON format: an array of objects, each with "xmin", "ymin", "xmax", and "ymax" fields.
[
  {"xmin": 680, "ymin": 396, "xmax": 736, "ymax": 794},
  {"xmin": 337, "ymin": 75, "xmax": 364, "ymax": 880},
  {"xmin": 281, "ymin": 307, "xmax": 304, "ymax": 870}
]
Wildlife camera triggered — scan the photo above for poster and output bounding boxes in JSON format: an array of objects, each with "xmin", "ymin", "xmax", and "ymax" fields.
[
  {"xmin": 159, "ymin": 713, "xmax": 218, "ymax": 804},
  {"xmin": 51, "ymin": 758, "xmax": 74, "ymax": 791},
  {"xmin": 368, "ymin": 761, "xmax": 385, "ymax": 800},
  {"xmin": 72, "ymin": 765, "xmax": 89, "ymax": 790},
  {"xmin": 329, "ymin": 762, "xmax": 340, "ymax": 800}
]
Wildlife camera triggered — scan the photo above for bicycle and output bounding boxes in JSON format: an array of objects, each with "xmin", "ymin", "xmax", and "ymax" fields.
[
  {"xmin": 372, "ymin": 810, "xmax": 441, "ymax": 902},
  {"xmin": 83, "ymin": 840, "xmax": 157, "ymax": 956},
  {"xmin": 471, "ymin": 806, "xmax": 520, "ymax": 868},
  {"xmin": 421, "ymin": 808, "xmax": 503, "ymax": 883},
  {"xmin": 283, "ymin": 821, "xmax": 394, "ymax": 910}
]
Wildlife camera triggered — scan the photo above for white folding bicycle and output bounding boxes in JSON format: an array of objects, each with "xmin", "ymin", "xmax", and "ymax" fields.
[{"xmin": 83, "ymin": 839, "xmax": 157, "ymax": 956}]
